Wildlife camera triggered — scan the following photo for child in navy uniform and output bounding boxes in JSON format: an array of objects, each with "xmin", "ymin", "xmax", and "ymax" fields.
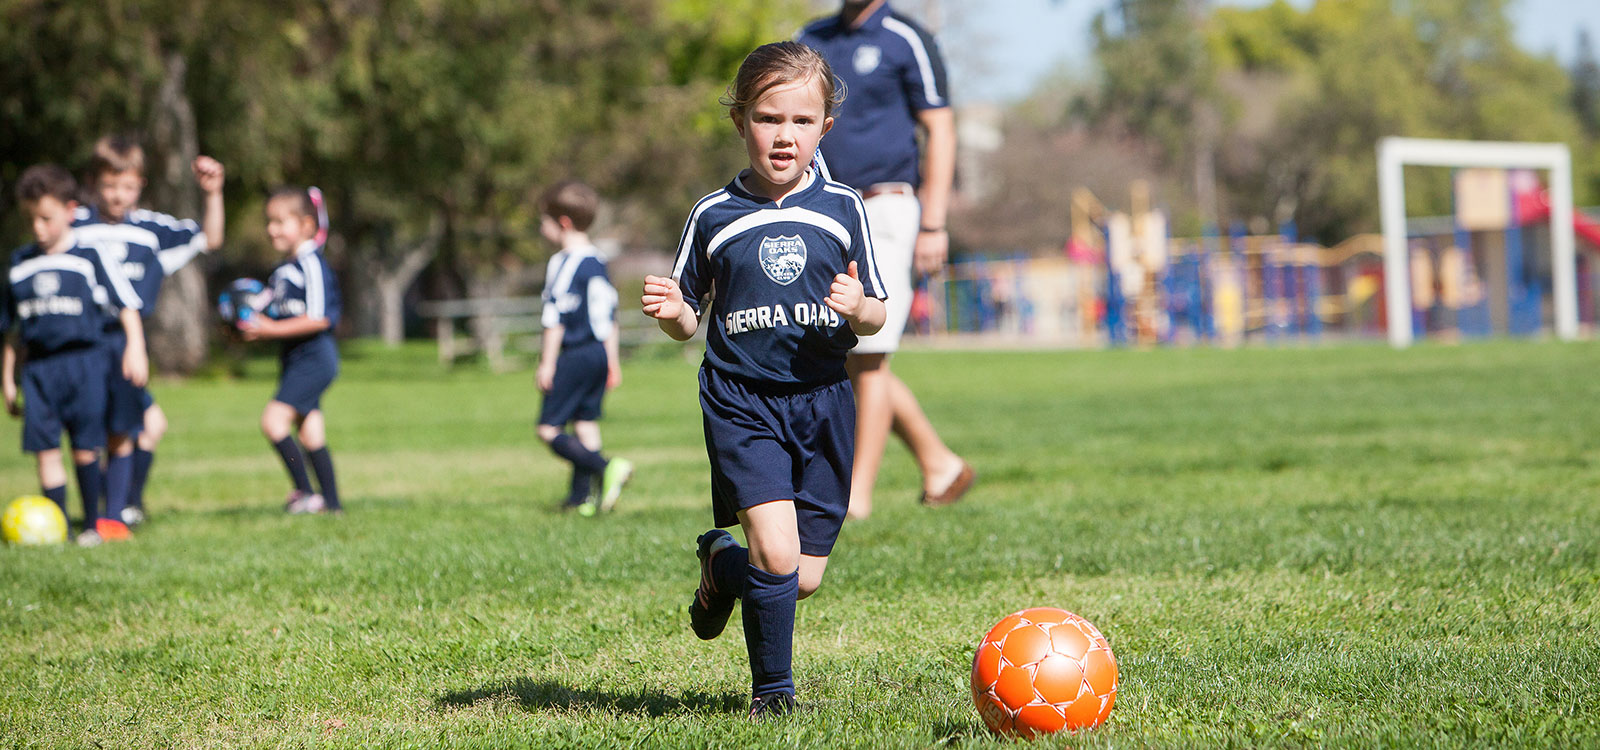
[
  {"xmin": 239, "ymin": 187, "xmax": 342, "ymax": 515},
  {"xmin": 72, "ymin": 135, "xmax": 227, "ymax": 526},
  {"xmin": 1, "ymin": 165, "xmax": 149, "ymax": 546},
  {"xmin": 534, "ymin": 180, "xmax": 632, "ymax": 516},
  {"xmin": 641, "ymin": 41, "xmax": 887, "ymax": 718}
]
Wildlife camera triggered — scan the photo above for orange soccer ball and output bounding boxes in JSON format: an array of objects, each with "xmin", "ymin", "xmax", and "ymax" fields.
[{"xmin": 971, "ymin": 607, "xmax": 1118, "ymax": 738}]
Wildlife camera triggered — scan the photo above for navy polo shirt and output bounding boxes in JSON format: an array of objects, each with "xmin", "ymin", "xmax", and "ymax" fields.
[
  {"xmin": 72, "ymin": 205, "xmax": 207, "ymax": 320},
  {"xmin": 541, "ymin": 246, "xmax": 617, "ymax": 350},
  {"xmin": 268, "ymin": 241, "xmax": 341, "ymax": 356},
  {"xmin": 3, "ymin": 234, "xmax": 142, "ymax": 358},
  {"xmin": 799, "ymin": 2, "xmax": 951, "ymax": 191},
  {"xmin": 671, "ymin": 170, "xmax": 887, "ymax": 387}
]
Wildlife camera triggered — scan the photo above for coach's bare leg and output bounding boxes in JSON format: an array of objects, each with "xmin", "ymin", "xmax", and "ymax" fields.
[
  {"xmin": 886, "ymin": 372, "xmax": 966, "ymax": 496},
  {"xmin": 846, "ymin": 352, "xmax": 894, "ymax": 519}
]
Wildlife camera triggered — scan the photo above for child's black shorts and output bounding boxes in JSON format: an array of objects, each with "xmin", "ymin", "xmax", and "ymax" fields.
[
  {"xmin": 699, "ymin": 365, "xmax": 854, "ymax": 557},
  {"xmin": 21, "ymin": 345, "xmax": 108, "ymax": 452},
  {"xmin": 275, "ymin": 335, "xmax": 339, "ymax": 414},
  {"xmin": 539, "ymin": 341, "xmax": 607, "ymax": 427}
]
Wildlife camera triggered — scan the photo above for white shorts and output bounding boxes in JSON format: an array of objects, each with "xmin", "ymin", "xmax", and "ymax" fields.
[{"xmin": 853, "ymin": 190, "xmax": 919, "ymax": 355}]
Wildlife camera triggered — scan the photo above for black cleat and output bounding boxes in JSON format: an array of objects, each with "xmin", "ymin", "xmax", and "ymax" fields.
[
  {"xmin": 689, "ymin": 529, "xmax": 739, "ymax": 640},
  {"xmin": 747, "ymin": 691, "xmax": 797, "ymax": 721}
]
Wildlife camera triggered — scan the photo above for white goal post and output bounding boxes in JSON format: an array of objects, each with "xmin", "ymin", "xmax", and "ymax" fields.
[{"xmin": 1377, "ymin": 137, "xmax": 1576, "ymax": 348}]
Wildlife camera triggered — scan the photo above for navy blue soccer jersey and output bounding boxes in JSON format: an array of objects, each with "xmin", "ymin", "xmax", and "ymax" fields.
[
  {"xmin": 268, "ymin": 241, "xmax": 341, "ymax": 349},
  {"xmin": 3, "ymin": 235, "xmax": 142, "ymax": 357},
  {"xmin": 72, "ymin": 205, "xmax": 208, "ymax": 318},
  {"xmin": 799, "ymin": 2, "xmax": 950, "ymax": 191},
  {"xmin": 672, "ymin": 170, "xmax": 887, "ymax": 386},
  {"xmin": 541, "ymin": 246, "xmax": 617, "ymax": 349}
]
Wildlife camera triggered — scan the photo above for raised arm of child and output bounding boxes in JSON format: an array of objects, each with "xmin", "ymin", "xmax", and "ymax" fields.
[
  {"xmin": 193, "ymin": 156, "xmax": 226, "ymax": 252},
  {"xmin": 642, "ymin": 274, "xmax": 699, "ymax": 341}
]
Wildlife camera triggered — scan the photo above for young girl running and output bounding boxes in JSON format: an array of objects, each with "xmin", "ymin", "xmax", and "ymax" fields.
[
  {"xmin": 641, "ymin": 41, "xmax": 886, "ymax": 719},
  {"xmin": 239, "ymin": 187, "xmax": 342, "ymax": 515}
]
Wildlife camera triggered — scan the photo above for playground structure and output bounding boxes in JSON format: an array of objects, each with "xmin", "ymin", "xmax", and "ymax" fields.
[{"xmin": 931, "ymin": 140, "xmax": 1592, "ymax": 349}]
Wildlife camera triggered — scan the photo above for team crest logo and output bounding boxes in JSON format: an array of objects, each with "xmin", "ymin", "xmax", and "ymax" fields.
[
  {"xmin": 853, "ymin": 45, "xmax": 882, "ymax": 75},
  {"xmin": 33, "ymin": 272, "xmax": 59, "ymax": 296},
  {"xmin": 759, "ymin": 235, "xmax": 807, "ymax": 286}
]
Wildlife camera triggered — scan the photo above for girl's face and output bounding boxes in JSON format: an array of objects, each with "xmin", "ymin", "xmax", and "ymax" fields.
[
  {"xmin": 265, "ymin": 197, "xmax": 317, "ymax": 253},
  {"xmin": 734, "ymin": 74, "xmax": 833, "ymax": 200}
]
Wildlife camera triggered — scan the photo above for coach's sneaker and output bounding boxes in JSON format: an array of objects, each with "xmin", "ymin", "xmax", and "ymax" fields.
[
  {"xmin": 284, "ymin": 491, "xmax": 328, "ymax": 515},
  {"xmin": 95, "ymin": 518, "xmax": 133, "ymax": 541},
  {"xmin": 75, "ymin": 528, "xmax": 103, "ymax": 548},
  {"xmin": 120, "ymin": 506, "xmax": 146, "ymax": 527},
  {"xmin": 598, "ymin": 458, "xmax": 634, "ymax": 514},
  {"xmin": 689, "ymin": 529, "xmax": 739, "ymax": 640},
  {"xmin": 747, "ymin": 691, "xmax": 797, "ymax": 721}
]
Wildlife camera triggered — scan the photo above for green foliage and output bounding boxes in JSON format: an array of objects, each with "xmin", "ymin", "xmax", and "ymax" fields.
[
  {"xmin": 3, "ymin": 341, "xmax": 1600, "ymax": 746},
  {"xmin": 0, "ymin": 0, "xmax": 810, "ymax": 277},
  {"xmin": 1090, "ymin": 0, "xmax": 1586, "ymax": 242}
]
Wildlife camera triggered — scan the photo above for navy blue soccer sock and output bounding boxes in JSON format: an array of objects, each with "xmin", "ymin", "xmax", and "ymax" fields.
[
  {"xmin": 104, "ymin": 452, "xmax": 133, "ymax": 524},
  {"xmin": 307, "ymin": 447, "xmax": 340, "ymax": 510},
  {"xmin": 42, "ymin": 485, "xmax": 68, "ymax": 518},
  {"xmin": 711, "ymin": 544, "xmax": 751, "ymax": 598},
  {"xmin": 566, "ymin": 467, "xmax": 595, "ymax": 506},
  {"xmin": 130, "ymin": 448, "xmax": 154, "ymax": 509},
  {"xmin": 549, "ymin": 434, "xmax": 608, "ymax": 474},
  {"xmin": 73, "ymin": 461, "xmax": 103, "ymax": 531},
  {"xmin": 272, "ymin": 437, "xmax": 314, "ymax": 494},
  {"xmin": 741, "ymin": 564, "xmax": 799, "ymax": 698}
]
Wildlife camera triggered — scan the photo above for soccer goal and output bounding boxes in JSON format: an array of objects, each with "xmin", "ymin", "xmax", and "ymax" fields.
[{"xmin": 1377, "ymin": 137, "xmax": 1577, "ymax": 347}]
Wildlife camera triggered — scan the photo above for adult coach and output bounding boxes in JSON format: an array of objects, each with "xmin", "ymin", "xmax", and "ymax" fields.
[{"xmin": 800, "ymin": 0, "xmax": 972, "ymax": 519}]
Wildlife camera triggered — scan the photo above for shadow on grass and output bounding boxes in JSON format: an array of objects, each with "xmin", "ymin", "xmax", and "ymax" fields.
[{"xmin": 436, "ymin": 677, "xmax": 744, "ymax": 718}]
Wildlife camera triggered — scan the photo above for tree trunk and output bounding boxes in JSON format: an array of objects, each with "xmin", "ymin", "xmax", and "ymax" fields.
[
  {"xmin": 376, "ymin": 242, "xmax": 437, "ymax": 347},
  {"xmin": 144, "ymin": 50, "xmax": 210, "ymax": 374}
]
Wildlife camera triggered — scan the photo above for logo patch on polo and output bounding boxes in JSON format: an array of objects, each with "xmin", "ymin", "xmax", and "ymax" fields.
[
  {"xmin": 33, "ymin": 272, "xmax": 59, "ymax": 296},
  {"xmin": 759, "ymin": 235, "xmax": 807, "ymax": 286},
  {"xmin": 854, "ymin": 45, "xmax": 881, "ymax": 75}
]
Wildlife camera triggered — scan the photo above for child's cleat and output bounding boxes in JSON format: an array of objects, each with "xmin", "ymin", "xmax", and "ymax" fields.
[
  {"xmin": 74, "ymin": 529, "xmax": 103, "ymax": 548},
  {"xmin": 284, "ymin": 491, "xmax": 328, "ymax": 515},
  {"xmin": 576, "ymin": 497, "xmax": 598, "ymax": 517},
  {"xmin": 599, "ymin": 458, "xmax": 633, "ymax": 513},
  {"xmin": 689, "ymin": 529, "xmax": 739, "ymax": 640},
  {"xmin": 120, "ymin": 506, "xmax": 146, "ymax": 527},
  {"xmin": 747, "ymin": 691, "xmax": 797, "ymax": 721},
  {"xmin": 95, "ymin": 518, "xmax": 133, "ymax": 541}
]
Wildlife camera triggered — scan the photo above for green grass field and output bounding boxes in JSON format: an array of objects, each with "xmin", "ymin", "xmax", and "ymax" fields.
[{"xmin": 3, "ymin": 340, "xmax": 1598, "ymax": 748}]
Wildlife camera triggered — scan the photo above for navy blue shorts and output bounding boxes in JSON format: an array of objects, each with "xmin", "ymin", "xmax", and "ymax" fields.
[
  {"xmin": 539, "ymin": 342, "xmax": 607, "ymax": 427},
  {"xmin": 275, "ymin": 335, "xmax": 339, "ymax": 414},
  {"xmin": 102, "ymin": 329, "xmax": 149, "ymax": 436},
  {"xmin": 699, "ymin": 366, "xmax": 855, "ymax": 557},
  {"xmin": 21, "ymin": 346, "xmax": 109, "ymax": 452}
]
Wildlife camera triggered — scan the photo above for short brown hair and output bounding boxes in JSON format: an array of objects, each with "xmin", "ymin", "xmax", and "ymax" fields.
[
  {"xmin": 539, "ymin": 180, "xmax": 599, "ymax": 231},
  {"xmin": 15, "ymin": 164, "xmax": 78, "ymax": 205},
  {"xmin": 723, "ymin": 41, "xmax": 843, "ymax": 122},
  {"xmin": 89, "ymin": 134, "xmax": 146, "ymax": 177}
]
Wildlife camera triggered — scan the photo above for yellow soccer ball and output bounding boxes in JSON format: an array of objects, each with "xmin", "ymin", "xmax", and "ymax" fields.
[{"xmin": 2, "ymin": 495, "xmax": 68, "ymax": 546}]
